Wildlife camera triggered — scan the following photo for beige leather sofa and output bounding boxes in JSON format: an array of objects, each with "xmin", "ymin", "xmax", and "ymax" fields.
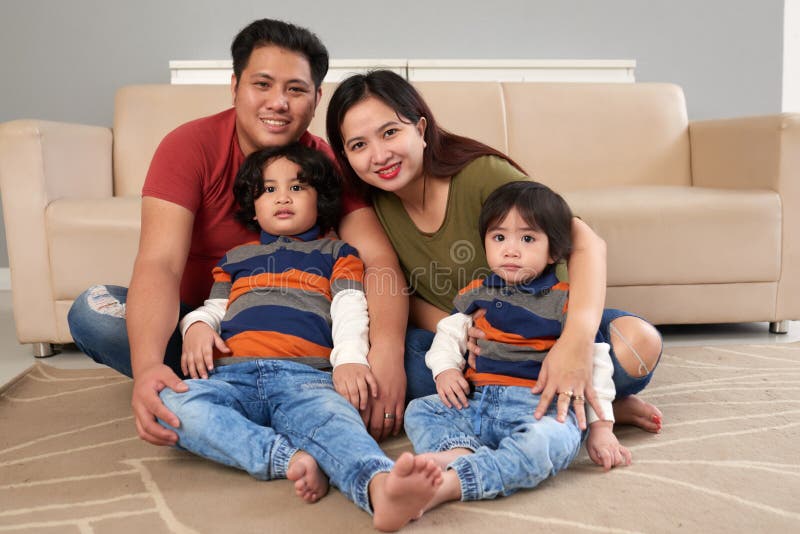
[{"xmin": 1, "ymin": 82, "xmax": 797, "ymax": 356}]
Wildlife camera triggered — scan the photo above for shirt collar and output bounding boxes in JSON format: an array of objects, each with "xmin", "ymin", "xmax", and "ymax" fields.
[
  {"xmin": 483, "ymin": 266, "xmax": 559, "ymax": 294},
  {"xmin": 259, "ymin": 225, "xmax": 321, "ymax": 245}
]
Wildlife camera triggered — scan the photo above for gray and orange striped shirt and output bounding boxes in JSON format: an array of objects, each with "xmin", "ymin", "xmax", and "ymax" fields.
[{"xmin": 180, "ymin": 226, "xmax": 369, "ymax": 370}]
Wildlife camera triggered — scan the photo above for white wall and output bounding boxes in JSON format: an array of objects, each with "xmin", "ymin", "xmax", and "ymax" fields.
[
  {"xmin": 0, "ymin": 0, "xmax": 788, "ymax": 269},
  {"xmin": 784, "ymin": 0, "xmax": 800, "ymax": 111}
]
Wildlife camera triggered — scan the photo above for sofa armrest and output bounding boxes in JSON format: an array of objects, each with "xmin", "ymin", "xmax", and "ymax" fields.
[
  {"xmin": 0, "ymin": 119, "xmax": 113, "ymax": 200},
  {"xmin": 0, "ymin": 119, "xmax": 113, "ymax": 343},
  {"xmin": 690, "ymin": 113, "xmax": 800, "ymax": 321},
  {"xmin": 690, "ymin": 113, "xmax": 800, "ymax": 192}
]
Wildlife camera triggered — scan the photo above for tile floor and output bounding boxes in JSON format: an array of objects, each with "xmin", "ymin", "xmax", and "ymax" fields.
[{"xmin": 1, "ymin": 289, "xmax": 798, "ymax": 386}]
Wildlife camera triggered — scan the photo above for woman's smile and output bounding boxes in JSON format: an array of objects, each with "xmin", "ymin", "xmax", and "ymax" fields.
[{"xmin": 377, "ymin": 162, "xmax": 401, "ymax": 180}]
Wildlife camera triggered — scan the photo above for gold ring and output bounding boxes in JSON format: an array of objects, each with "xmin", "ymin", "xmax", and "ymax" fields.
[
  {"xmin": 384, "ymin": 413, "xmax": 396, "ymax": 420},
  {"xmin": 558, "ymin": 390, "xmax": 574, "ymax": 398},
  {"xmin": 573, "ymin": 395, "xmax": 585, "ymax": 402}
]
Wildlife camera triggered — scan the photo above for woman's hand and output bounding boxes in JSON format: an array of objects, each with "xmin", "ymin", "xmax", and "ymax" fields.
[
  {"xmin": 531, "ymin": 333, "xmax": 603, "ymax": 429},
  {"xmin": 181, "ymin": 322, "xmax": 230, "ymax": 379},
  {"xmin": 333, "ymin": 363, "xmax": 378, "ymax": 411},
  {"xmin": 465, "ymin": 308, "xmax": 487, "ymax": 369}
]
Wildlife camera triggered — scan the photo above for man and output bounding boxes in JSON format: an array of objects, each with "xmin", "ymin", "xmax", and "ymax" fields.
[{"xmin": 68, "ymin": 19, "xmax": 407, "ymax": 444}]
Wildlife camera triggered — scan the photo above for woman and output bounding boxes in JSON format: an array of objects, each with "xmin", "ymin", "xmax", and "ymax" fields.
[{"xmin": 326, "ymin": 70, "xmax": 662, "ymax": 431}]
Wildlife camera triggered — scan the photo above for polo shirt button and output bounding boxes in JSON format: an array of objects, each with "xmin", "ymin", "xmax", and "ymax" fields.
[{"xmin": 495, "ymin": 301, "xmax": 503, "ymax": 309}]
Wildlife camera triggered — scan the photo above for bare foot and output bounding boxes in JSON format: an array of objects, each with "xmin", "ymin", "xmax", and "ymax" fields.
[
  {"xmin": 418, "ymin": 448, "xmax": 472, "ymax": 470},
  {"xmin": 613, "ymin": 395, "xmax": 663, "ymax": 433},
  {"xmin": 287, "ymin": 451, "xmax": 329, "ymax": 503},
  {"xmin": 425, "ymin": 470, "xmax": 464, "ymax": 511},
  {"xmin": 370, "ymin": 452, "xmax": 443, "ymax": 532}
]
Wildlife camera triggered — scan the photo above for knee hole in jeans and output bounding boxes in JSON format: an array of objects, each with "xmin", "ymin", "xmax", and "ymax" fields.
[
  {"xmin": 609, "ymin": 316, "xmax": 662, "ymax": 377},
  {"xmin": 87, "ymin": 285, "xmax": 127, "ymax": 318}
]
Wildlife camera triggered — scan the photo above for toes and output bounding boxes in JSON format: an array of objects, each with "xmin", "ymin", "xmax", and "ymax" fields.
[
  {"xmin": 395, "ymin": 452, "xmax": 415, "ymax": 476},
  {"xmin": 640, "ymin": 414, "xmax": 662, "ymax": 433}
]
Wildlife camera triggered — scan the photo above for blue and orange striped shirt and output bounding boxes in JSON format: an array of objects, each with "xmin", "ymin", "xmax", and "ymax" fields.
[
  {"xmin": 456, "ymin": 270, "xmax": 568, "ymax": 387},
  {"xmin": 202, "ymin": 226, "xmax": 365, "ymax": 368}
]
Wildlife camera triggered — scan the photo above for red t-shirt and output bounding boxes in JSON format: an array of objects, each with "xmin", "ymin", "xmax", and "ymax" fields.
[{"xmin": 141, "ymin": 108, "xmax": 367, "ymax": 307}]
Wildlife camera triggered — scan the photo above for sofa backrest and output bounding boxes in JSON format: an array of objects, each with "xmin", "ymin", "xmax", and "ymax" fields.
[
  {"xmin": 113, "ymin": 81, "xmax": 691, "ymax": 196},
  {"xmin": 502, "ymin": 82, "xmax": 691, "ymax": 190},
  {"xmin": 114, "ymin": 85, "xmax": 233, "ymax": 196}
]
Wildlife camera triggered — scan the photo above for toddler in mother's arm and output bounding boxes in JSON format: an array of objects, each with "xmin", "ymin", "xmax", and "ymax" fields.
[{"xmin": 405, "ymin": 181, "xmax": 630, "ymax": 509}]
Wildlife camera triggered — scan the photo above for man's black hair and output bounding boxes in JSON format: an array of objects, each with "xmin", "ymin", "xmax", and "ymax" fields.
[{"xmin": 231, "ymin": 18, "xmax": 328, "ymax": 87}]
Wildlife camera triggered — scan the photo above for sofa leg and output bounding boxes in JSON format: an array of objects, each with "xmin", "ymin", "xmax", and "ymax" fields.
[
  {"xmin": 32, "ymin": 343, "xmax": 55, "ymax": 358},
  {"xmin": 769, "ymin": 321, "xmax": 789, "ymax": 334}
]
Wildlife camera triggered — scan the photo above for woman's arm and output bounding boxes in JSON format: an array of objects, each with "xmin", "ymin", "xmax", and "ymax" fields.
[
  {"xmin": 338, "ymin": 206, "xmax": 408, "ymax": 441},
  {"xmin": 409, "ymin": 295, "xmax": 449, "ymax": 332},
  {"xmin": 532, "ymin": 217, "xmax": 607, "ymax": 429}
]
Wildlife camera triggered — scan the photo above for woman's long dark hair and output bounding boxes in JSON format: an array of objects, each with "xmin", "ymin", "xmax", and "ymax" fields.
[{"xmin": 326, "ymin": 70, "xmax": 525, "ymax": 196}]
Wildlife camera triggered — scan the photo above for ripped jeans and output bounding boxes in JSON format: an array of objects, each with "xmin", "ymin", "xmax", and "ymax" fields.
[{"xmin": 67, "ymin": 285, "xmax": 191, "ymax": 378}]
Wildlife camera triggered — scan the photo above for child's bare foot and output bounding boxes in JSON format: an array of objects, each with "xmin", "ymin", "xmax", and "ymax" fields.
[
  {"xmin": 287, "ymin": 451, "xmax": 329, "ymax": 503},
  {"xmin": 613, "ymin": 395, "xmax": 663, "ymax": 433},
  {"xmin": 418, "ymin": 448, "xmax": 472, "ymax": 470},
  {"xmin": 370, "ymin": 452, "xmax": 443, "ymax": 532}
]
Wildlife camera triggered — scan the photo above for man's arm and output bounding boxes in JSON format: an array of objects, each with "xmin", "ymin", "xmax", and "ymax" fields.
[
  {"xmin": 128, "ymin": 197, "xmax": 194, "ymax": 446},
  {"xmin": 338, "ymin": 206, "xmax": 408, "ymax": 441}
]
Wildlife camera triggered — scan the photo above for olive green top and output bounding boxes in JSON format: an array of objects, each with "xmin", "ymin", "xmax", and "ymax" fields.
[{"xmin": 373, "ymin": 156, "xmax": 542, "ymax": 312}]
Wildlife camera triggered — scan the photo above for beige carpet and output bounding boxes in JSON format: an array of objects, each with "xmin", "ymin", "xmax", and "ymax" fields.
[{"xmin": 1, "ymin": 343, "xmax": 799, "ymax": 533}]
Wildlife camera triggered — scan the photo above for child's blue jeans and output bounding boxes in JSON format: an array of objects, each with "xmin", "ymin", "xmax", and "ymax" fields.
[
  {"xmin": 158, "ymin": 359, "xmax": 394, "ymax": 514},
  {"xmin": 405, "ymin": 385, "xmax": 583, "ymax": 500}
]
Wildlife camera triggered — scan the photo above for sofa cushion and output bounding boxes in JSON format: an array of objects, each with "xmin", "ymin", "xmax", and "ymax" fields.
[
  {"xmin": 565, "ymin": 186, "xmax": 781, "ymax": 286},
  {"xmin": 46, "ymin": 197, "xmax": 141, "ymax": 299}
]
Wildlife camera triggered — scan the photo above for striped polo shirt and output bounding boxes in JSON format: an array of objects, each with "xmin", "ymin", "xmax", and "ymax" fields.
[
  {"xmin": 209, "ymin": 226, "xmax": 364, "ymax": 368},
  {"xmin": 454, "ymin": 269, "xmax": 569, "ymax": 387}
]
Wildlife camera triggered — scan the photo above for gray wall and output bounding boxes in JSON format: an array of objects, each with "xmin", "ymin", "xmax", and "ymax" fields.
[{"xmin": 0, "ymin": 0, "xmax": 787, "ymax": 268}]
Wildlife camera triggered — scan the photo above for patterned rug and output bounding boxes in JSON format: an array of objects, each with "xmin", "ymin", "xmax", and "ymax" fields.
[{"xmin": 2, "ymin": 343, "xmax": 799, "ymax": 533}]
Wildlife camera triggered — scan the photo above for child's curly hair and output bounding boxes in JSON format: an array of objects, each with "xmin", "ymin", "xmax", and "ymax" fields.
[{"xmin": 233, "ymin": 143, "xmax": 342, "ymax": 233}]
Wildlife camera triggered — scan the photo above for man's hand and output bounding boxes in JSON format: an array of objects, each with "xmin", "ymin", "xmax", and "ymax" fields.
[
  {"xmin": 181, "ymin": 322, "xmax": 230, "ymax": 379},
  {"xmin": 435, "ymin": 369, "xmax": 470, "ymax": 409},
  {"xmin": 586, "ymin": 420, "xmax": 632, "ymax": 471},
  {"xmin": 131, "ymin": 364, "xmax": 188, "ymax": 446},
  {"xmin": 362, "ymin": 348, "xmax": 406, "ymax": 441},
  {"xmin": 333, "ymin": 363, "xmax": 378, "ymax": 411},
  {"xmin": 530, "ymin": 333, "xmax": 602, "ymax": 430}
]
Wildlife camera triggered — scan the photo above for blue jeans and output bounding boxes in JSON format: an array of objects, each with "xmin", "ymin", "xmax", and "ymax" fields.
[
  {"xmin": 67, "ymin": 285, "xmax": 190, "ymax": 378},
  {"xmin": 159, "ymin": 359, "xmax": 394, "ymax": 514},
  {"xmin": 403, "ymin": 308, "xmax": 661, "ymax": 401},
  {"xmin": 405, "ymin": 386, "xmax": 582, "ymax": 500}
]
